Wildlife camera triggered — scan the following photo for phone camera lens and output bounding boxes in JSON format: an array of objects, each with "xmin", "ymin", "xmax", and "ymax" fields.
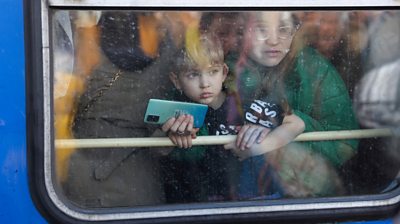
[{"xmin": 146, "ymin": 115, "xmax": 160, "ymax": 122}]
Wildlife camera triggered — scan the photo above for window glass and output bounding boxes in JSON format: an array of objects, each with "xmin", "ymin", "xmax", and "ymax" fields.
[{"xmin": 51, "ymin": 9, "xmax": 400, "ymax": 209}]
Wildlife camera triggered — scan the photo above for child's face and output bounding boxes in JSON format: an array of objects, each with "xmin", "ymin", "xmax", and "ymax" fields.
[
  {"xmin": 249, "ymin": 12, "xmax": 296, "ymax": 67},
  {"xmin": 172, "ymin": 64, "xmax": 228, "ymax": 109}
]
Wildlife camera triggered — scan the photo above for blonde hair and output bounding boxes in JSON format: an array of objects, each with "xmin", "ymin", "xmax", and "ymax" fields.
[{"xmin": 173, "ymin": 26, "xmax": 224, "ymax": 74}]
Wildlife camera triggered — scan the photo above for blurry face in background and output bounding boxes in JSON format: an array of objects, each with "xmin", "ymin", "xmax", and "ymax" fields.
[
  {"xmin": 249, "ymin": 12, "xmax": 296, "ymax": 67},
  {"xmin": 208, "ymin": 14, "xmax": 245, "ymax": 56},
  {"xmin": 316, "ymin": 12, "xmax": 343, "ymax": 58}
]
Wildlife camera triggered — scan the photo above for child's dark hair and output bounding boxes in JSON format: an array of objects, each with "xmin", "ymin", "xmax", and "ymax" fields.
[{"xmin": 199, "ymin": 12, "xmax": 242, "ymax": 33}]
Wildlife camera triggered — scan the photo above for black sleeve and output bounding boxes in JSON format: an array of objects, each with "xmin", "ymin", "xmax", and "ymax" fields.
[{"xmin": 244, "ymin": 96, "xmax": 285, "ymax": 129}]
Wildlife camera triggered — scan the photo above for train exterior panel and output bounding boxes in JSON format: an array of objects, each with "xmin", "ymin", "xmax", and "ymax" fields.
[{"xmin": 0, "ymin": 0, "xmax": 399, "ymax": 223}]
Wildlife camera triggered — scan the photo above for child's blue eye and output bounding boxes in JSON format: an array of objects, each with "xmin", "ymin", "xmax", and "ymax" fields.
[
  {"xmin": 210, "ymin": 69, "xmax": 219, "ymax": 75},
  {"xmin": 185, "ymin": 72, "xmax": 199, "ymax": 79},
  {"xmin": 208, "ymin": 66, "xmax": 222, "ymax": 76}
]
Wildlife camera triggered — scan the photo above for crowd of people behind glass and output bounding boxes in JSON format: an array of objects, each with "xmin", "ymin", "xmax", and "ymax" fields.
[{"xmin": 52, "ymin": 10, "xmax": 400, "ymax": 208}]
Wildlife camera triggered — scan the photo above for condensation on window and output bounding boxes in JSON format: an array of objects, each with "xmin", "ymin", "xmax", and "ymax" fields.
[{"xmin": 51, "ymin": 9, "xmax": 400, "ymax": 209}]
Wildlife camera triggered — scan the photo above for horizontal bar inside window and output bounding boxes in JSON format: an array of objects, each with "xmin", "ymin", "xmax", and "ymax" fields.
[{"xmin": 55, "ymin": 128, "xmax": 394, "ymax": 149}]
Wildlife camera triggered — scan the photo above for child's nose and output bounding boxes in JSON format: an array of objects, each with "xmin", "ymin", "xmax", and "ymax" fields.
[{"xmin": 199, "ymin": 74, "xmax": 210, "ymax": 88}]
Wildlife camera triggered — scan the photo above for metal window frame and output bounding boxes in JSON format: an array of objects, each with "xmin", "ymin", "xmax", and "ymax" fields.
[
  {"xmin": 48, "ymin": 0, "xmax": 400, "ymax": 7},
  {"xmin": 28, "ymin": 0, "xmax": 400, "ymax": 222}
]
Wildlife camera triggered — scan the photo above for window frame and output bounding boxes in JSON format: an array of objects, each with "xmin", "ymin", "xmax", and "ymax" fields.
[{"xmin": 26, "ymin": 0, "xmax": 400, "ymax": 223}]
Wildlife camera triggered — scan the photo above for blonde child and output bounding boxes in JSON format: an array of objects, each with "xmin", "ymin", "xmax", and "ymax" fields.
[{"xmin": 160, "ymin": 29, "xmax": 304, "ymax": 202}]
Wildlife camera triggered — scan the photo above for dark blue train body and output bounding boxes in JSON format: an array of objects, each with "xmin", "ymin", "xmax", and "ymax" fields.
[
  {"xmin": 0, "ymin": 0, "xmax": 45, "ymax": 223},
  {"xmin": 0, "ymin": 0, "xmax": 398, "ymax": 223}
]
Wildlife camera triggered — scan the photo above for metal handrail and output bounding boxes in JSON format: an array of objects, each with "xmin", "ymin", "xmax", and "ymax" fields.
[{"xmin": 55, "ymin": 128, "xmax": 394, "ymax": 149}]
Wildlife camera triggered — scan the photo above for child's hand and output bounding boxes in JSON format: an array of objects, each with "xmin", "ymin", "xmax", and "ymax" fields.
[
  {"xmin": 161, "ymin": 114, "xmax": 198, "ymax": 148},
  {"xmin": 235, "ymin": 124, "xmax": 271, "ymax": 151},
  {"xmin": 225, "ymin": 113, "xmax": 305, "ymax": 161}
]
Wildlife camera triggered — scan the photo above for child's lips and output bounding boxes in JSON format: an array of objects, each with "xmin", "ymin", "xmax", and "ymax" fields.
[
  {"xmin": 264, "ymin": 50, "xmax": 281, "ymax": 57},
  {"xmin": 200, "ymin": 92, "xmax": 213, "ymax": 99}
]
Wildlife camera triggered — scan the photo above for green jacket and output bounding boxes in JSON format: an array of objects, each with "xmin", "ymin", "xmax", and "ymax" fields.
[{"xmin": 229, "ymin": 47, "xmax": 359, "ymax": 168}]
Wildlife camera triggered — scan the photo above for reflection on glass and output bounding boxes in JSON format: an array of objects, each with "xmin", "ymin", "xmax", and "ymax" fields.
[{"xmin": 51, "ymin": 9, "xmax": 400, "ymax": 209}]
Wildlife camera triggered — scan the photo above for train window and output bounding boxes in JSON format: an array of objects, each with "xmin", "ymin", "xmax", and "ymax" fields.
[{"xmin": 26, "ymin": 0, "xmax": 400, "ymax": 223}]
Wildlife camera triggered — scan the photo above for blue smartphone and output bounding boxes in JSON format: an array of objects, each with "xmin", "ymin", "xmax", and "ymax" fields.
[{"xmin": 144, "ymin": 99, "xmax": 208, "ymax": 128}]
